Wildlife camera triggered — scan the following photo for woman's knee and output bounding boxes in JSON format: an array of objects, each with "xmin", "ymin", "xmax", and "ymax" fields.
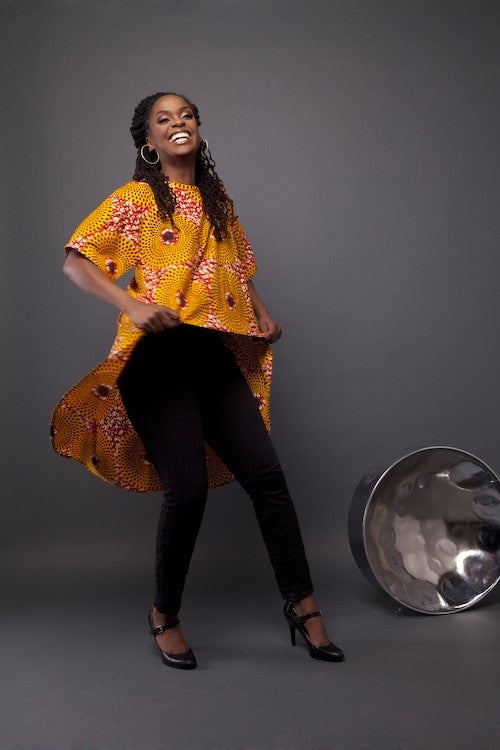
[
  {"xmin": 159, "ymin": 474, "xmax": 207, "ymax": 510},
  {"xmin": 237, "ymin": 454, "xmax": 289, "ymax": 497}
]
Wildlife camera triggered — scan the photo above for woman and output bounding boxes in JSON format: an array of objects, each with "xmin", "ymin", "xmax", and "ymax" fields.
[{"xmin": 51, "ymin": 92, "xmax": 344, "ymax": 669}]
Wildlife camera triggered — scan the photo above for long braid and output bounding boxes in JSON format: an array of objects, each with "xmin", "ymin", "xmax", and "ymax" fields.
[
  {"xmin": 130, "ymin": 92, "xmax": 234, "ymax": 238},
  {"xmin": 195, "ymin": 139, "xmax": 235, "ymax": 241}
]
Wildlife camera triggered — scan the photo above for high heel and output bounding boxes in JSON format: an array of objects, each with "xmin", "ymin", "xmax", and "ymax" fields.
[
  {"xmin": 148, "ymin": 607, "xmax": 197, "ymax": 670},
  {"xmin": 283, "ymin": 600, "xmax": 344, "ymax": 662}
]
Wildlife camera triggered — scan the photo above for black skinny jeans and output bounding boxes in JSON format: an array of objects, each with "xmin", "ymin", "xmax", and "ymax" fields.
[{"xmin": 118, "ymin": 325, "xmax": 313, "ymax": 614}]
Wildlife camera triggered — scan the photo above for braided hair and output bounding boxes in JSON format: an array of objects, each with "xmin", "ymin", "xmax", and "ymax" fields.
[{"xmin": 130, "ymin": 92, "xmax": 234, "ymax": 240}]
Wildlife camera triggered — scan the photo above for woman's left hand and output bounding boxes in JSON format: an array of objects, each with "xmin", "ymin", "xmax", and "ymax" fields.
[
  {"xmin": 258, "ymin": 315, "xmax": 282, "ymax": 343},
  {"xmin": 246, "ymin": 280, "xmax": 282, "ymax": 343}
]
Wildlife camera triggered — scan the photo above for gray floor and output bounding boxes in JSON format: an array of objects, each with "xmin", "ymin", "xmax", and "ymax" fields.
[{"xmin": 3, "ymin": 557, "xmax": 500, "ymax": 750}]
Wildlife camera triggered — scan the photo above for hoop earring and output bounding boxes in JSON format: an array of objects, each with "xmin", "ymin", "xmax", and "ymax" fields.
[{"xmin": 140, "ymin": 144, "xmax": 160, "ymax": 165}]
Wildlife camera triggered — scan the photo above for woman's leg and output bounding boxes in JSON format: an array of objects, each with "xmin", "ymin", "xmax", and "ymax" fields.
[
  {"xmin": 200, "ymin": 339, "xmax": 314, "ymax": 602},
  {"xmin": 118, "ymin": 328, "xmax": 209, "ymax": 651},
  {"xmin": 200, "ymin": 341, "xmax": 335, "ymax": 646}
]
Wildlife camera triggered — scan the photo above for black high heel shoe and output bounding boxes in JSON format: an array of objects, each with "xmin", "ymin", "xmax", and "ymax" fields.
[
  {"xmin": 147, "ymin": 607, "xmax": 197, "ymax": 670},
  {"xmin": 283, "ymin": 601, "xmax": 345, "ymax": 662}
]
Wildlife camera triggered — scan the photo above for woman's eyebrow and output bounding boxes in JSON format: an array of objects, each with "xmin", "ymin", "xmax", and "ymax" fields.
[{"xmin": 155, "ymin": 107, "xmax": 193, "ymax": 116}]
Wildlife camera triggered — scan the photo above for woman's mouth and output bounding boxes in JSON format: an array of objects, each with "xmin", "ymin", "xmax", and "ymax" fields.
[{"xmin": 169, "ymin": 132, "xmax": 191, "ymax": 144}]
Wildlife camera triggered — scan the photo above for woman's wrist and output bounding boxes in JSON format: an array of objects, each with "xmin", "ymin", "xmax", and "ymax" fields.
[{"xmin": 120, "ymin": 295, "xmax": 144, "ymax": 317}]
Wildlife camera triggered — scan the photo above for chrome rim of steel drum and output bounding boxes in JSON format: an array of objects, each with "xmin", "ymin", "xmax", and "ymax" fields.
[{"xmin": 348, "ymin": 447, "xmax": 500, "ymax": 614}]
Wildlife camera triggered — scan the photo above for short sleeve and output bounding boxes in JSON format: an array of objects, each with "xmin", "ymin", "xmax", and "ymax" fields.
[
  {"xmin": 65, "ymin": 182, "xmax": 153, "ymax": 281},
  {"xmin": 232, "ymin": 217, "xmax": 257, "ymax": 281}
]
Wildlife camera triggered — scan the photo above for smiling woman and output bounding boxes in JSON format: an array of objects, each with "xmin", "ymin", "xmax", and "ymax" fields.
[
  {"xmin": 131, "ymin": 93, "xmax": 233, "ymax": 242},
  {"xmin": 51, "ymin": 90, "xmax": 344, "ymax": 670},
  {"xmin": 149, "ymin": 99, "xmax": 199, "ymax": 150}
]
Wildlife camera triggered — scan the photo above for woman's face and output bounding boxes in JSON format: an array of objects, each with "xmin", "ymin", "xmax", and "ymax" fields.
[{"xmin": 146, "ymin": 94, "xmax": 201, "ymax": 164}]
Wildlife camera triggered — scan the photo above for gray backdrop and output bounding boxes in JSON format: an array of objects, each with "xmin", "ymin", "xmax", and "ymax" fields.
[{"xmin": 2, "ymin": 0, "xmax": 499, "ymax": 603}]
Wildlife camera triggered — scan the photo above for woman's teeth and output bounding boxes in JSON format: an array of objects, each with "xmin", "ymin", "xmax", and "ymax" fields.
[{"xmin": 170, "ymin": 133, "xmax": 190, "ymax": 143}]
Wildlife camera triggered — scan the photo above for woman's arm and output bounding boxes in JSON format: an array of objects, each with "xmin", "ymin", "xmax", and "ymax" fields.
[
  {"xmin": 63, "ymin": 250, "xmax": 180, "ymax": 333},
  {"xmin": 247, "ymin": 280, "xmax": 282, "ymax": 343}
]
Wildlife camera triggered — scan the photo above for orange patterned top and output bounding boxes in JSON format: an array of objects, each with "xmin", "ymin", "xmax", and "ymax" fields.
[{"xmin": 51, "ymin": 180, "xmax": 273, "ymax": 491}]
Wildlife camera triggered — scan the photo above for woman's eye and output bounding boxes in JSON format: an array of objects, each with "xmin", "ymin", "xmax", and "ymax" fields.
[
  {"xmin": 182, "ymin": 113, "xmax": 193, "ymax": 119},
  {"xmin": 158, "ymin": 117, "xmax": 169, "ymax": 123}
]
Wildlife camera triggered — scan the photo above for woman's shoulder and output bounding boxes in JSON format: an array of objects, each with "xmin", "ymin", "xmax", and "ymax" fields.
[{"xmin": 110, "ymin": 180, "xmax": 155, "ymax": 207}]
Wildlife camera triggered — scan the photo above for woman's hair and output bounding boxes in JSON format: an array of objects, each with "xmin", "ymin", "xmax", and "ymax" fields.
[{"xmin": 130, "ymin": 91, "xmax": 234, "ymax": 239}]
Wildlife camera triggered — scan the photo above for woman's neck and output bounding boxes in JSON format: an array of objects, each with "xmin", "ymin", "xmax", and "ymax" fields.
[{"xmin": 161, "ymin": 157, "xmax": 196, "ymax": 185}]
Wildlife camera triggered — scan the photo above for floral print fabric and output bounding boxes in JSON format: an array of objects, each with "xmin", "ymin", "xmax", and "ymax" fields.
[{"xmin": 51, "ymin": 181, "xmax": 273, "ymax": 491}]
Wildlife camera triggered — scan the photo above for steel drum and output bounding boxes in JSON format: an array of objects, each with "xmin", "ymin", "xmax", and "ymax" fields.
[{"xmin": 348, "ymin": 447, "xmax": 500, "ymax": 614}]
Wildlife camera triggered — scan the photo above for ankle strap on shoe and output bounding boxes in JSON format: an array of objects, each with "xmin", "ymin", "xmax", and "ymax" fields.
[
  {"xmin": 285, "ymin": 601, "xmax": 323, "ymax": 625},
  {"xmin": 151, "ymin": 618, "xmax": 180, "ymax": 635},
  {"xmin": 296, "ymin": 609, "xmax": 322, "ymax": 624}
]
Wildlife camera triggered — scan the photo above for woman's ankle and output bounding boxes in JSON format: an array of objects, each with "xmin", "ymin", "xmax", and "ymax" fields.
[
  {"xmin": 292, "ymin": 593, "xmax": 319, "ymax": 615},
  {"xmin": 153, "ymin": 606, "xmax": 179, "ymax": 623}
]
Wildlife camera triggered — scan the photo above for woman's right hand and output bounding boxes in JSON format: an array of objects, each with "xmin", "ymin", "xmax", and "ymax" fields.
[
  {"xmin": 125, "ymin": 299, "xmax": 181, "ymax": 333},
  {"xmin": 63, "ymin": 250, "xmax": 181, "ymax": 333}
]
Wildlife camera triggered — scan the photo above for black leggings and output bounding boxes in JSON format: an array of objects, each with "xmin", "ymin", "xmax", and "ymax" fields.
[{"xmin": 118, "ymin": 325, "xmax": 313, "ymax": 614}]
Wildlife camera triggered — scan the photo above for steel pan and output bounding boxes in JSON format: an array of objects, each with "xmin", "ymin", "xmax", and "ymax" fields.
[{"xmin": 348, "ymin": 447, "xmax": 500, "ymax": 614}]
